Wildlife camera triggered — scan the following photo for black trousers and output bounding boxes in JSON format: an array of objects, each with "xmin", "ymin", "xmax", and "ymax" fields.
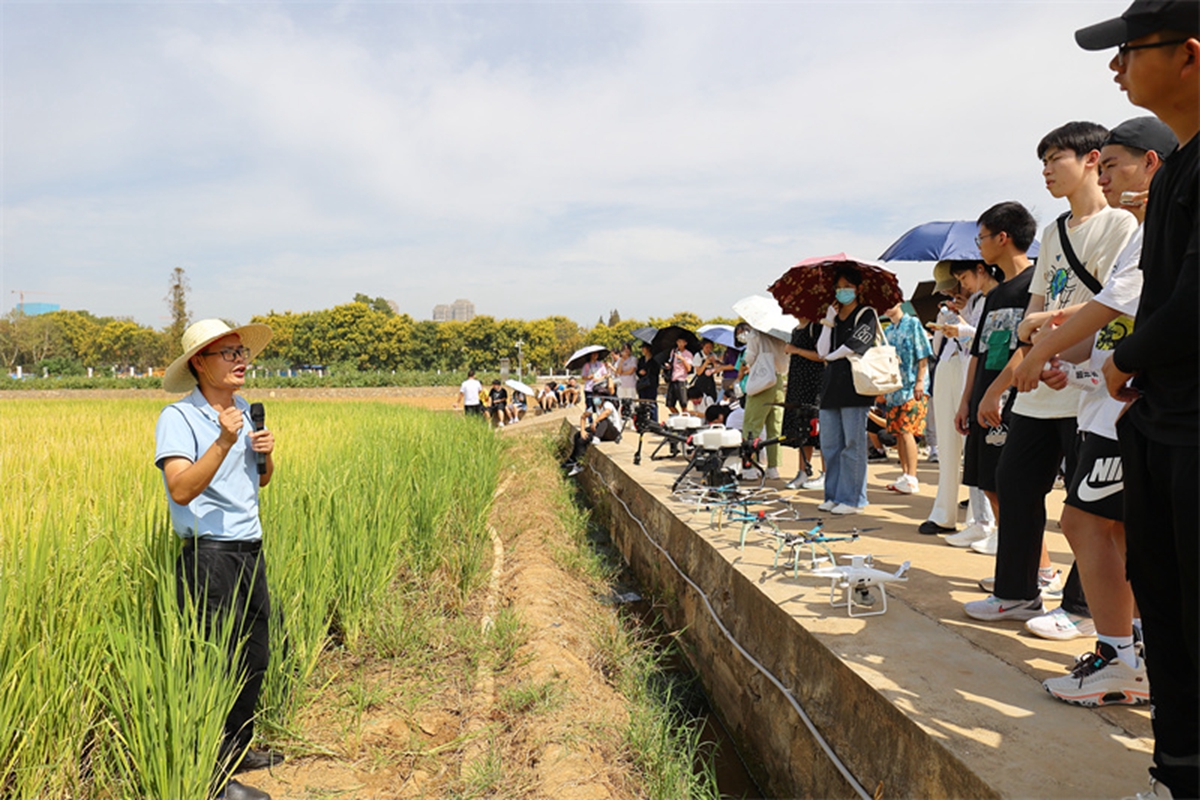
[
  {"xmin": 176, "ymin": 544, "xmax": 271, "ymax": 764},
  {"xmin": 993, "ymin": 413, "xmax": 1087, "ymax": 613},
  {"xmin": 1120, "ymin": 419, "xmax": 1199, "ymax": 798}
]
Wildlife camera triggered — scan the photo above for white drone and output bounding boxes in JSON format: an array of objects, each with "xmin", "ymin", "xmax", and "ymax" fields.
[{"xmin": 810, "ymin": 555, "xmax": 910, "ymax": 617}]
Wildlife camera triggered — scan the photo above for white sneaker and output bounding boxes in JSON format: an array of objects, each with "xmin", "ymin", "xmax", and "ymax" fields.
[
  {"xmin": 963, "ymin": 594, "xmax": 1044, "ymax": 621},
  {"xmin": 1039, "ymin": 569, "xmax": 1065, "ymax": 600},
  {"xmin": 817, "ymin": 500, "xmax": 836, "ymax": 512},
  {"xmin": 741, "ymin": 468, "xmax": 759, "ymax": 481},
  {"xmin": 785, "ymin": 471, "xmax": 807, "ymax": 490},
  {"xmin": 567, "ymin": 464, "xmax": 584, "ymax": 477},
  {"xmin": 978, "ymin": 576, "xmax": 994, "ymax": 593},
  {"xmin": 830, "ymin": 503, "xmax": 862, "ymax": 515},
  {"xmin": 764, "ymin": 467, "xmax": 780, "ymax": 481},
  {"xmin": 946, "ymin": 523, "xmax": 992, "ymax": 548},
  {"xmin": 1044, "ymin": 642, "xmax": 1148, "ymax": 707},
  {"xmin": 970, "ymin": 529, "xmax": 999, "ymax": 555},
  {"xmin": 1024, "ymin": 607, "xmax": 1096, "ymax": 640},
  {"xmin": 887, "ymin": 475, "xmax": 916, "ymax": 494},
  {"xmin": 1123, "ymin": 779, "xmax": 1175, "ymax": 800},
  {"xmin": 800, "ymin": 473, "xmax": 825, "ymax": 491}
]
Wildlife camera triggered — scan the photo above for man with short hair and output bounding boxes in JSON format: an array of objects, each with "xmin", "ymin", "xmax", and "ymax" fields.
[
  {"xmin": 156, "ymin": 320, "xmax": 282, "ymax": 800},
  {"xmin": 457, "ymin": 369, "xmax": 484, "ymax": 416},
  {"xmin": 1076, "ymin": 5, "xmax": 1200, "ymax": 797},
  {"xmin": 664, "ymin": 337, "xmax": 694, "ymax": 415},
  {"xmin": 954, "ymin": 201, "xmax": 1038, "ymax": 558},
  {"xmin": 1012, "ymin": 116, "xmax": 1176, "ymax": 705},
  {"xmin": 966, "ymin": 122, "xmax": 1138, "ymax": 624}
]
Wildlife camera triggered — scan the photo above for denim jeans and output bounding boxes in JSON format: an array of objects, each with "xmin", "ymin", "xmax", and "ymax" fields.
[{"xmin": 819, "ymin": 406, "xmax": 869, "ymax": 508}]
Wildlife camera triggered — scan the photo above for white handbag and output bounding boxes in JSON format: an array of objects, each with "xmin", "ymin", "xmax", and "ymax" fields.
[{"xmin": 848, "ymin": 312, "xmax": 903, "ymax": 396}]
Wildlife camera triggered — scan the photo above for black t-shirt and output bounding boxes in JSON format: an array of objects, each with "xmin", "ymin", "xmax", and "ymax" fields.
[
  {"xmin": 820, "ymin": 305, "xmax": 879, "ymax": 409},
  {"xmin": 1113, "ymin": 135, "xmax": 1198, "ymax": 445},
  {"xmin": 636, "ymin": 354, "xmax": 662, "ymax": 398},
  {"xmin": 969, "ymin": 267, "xmax": 1034, "ymax": 409},
  {"xmin": 489, "ymin": 387, "xmax": 507, "ymax": 407}
]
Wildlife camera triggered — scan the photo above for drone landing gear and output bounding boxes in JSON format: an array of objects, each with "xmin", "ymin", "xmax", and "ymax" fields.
[{"xmin": 830, "ymin": 582, "xmax": 889, "ymax": 617}]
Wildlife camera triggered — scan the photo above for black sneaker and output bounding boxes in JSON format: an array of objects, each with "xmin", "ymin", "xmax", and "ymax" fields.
[{"xmin": 918, "ymin": 521, "xmax": 955, "ymax": 535}]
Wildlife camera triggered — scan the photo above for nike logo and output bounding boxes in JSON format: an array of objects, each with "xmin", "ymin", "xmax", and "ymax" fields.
[
  {"xmin": 1077, "ymin": 456, "xmax": 1123, "ymax": 503},
  {"xmin": 997, "ymin": 604, "xmax": 1029, "ymax": 614}
]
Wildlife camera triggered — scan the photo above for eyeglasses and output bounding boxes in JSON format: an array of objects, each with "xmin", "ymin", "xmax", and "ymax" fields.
[
  {"xmin": 1116, "ymin": 38, "xmax": 1189, "ymax": 67},
  {"xmin": 200, "ymin": 346, "xmax": 252, "ymax": 362},
  {"xmin": 974, "ymin": 231, "xmax": 1001, "ymax": 247}
]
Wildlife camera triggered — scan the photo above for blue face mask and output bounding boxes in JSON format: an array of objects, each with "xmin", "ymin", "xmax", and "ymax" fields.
[{"xmin": 835, "ymin": 287, "xmax": 857, "ymax": 305}]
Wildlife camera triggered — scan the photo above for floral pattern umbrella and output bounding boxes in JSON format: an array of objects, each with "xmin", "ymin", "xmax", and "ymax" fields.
[{"xmin": 768, "ymin": 256, "xmax": 904, "ymax": 321}]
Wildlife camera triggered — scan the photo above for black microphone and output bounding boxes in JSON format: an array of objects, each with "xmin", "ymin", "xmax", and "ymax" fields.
[{"xmin": 249, "ymin": 402, "xmax": 266, "ymax": 475}]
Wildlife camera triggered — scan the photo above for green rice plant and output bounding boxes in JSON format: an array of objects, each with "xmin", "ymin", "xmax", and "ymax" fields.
[
  {"xmin": 96, "ymin": 522, "xmax": 245, "ymax": 800},
  {"xmin": 0, "ymin": 398, "xmax": 503, "ymax": 798}
]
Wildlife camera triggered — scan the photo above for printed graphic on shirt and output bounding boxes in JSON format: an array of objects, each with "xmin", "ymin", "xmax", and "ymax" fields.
[
  {"xmin": 1095, "ymin": 315, "xmax": 1135, "ymax": 352},
  {"xmin": 850, "ymin": 322, "xmax": 875, "ymax": 348},
  {"xmin": 976, "ymin": 308, "xmax": 1024, "ymax": 354},
  {"xmin": 1046, "ymin": 256, "xmax": 1084, "ymax": 305}
]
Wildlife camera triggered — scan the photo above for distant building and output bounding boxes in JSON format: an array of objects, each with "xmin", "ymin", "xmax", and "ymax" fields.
[
  {"xmin": 432, "ymin": 298, "xmax": 475, "ymax": 322},
  {"xmin": 17, "ymin": 303, "xmax": 60, "ymax": 316}
]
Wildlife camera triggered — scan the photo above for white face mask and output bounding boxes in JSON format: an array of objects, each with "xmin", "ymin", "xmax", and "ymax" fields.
[{"xmin": 736, "ymin": 332, "xmax": 748, "ymax": 344}]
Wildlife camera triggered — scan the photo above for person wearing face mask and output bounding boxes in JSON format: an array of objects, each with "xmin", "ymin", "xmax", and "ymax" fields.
[{"xmin": 815, "ymin": 266, "xmax": 881, "ymax": 515}]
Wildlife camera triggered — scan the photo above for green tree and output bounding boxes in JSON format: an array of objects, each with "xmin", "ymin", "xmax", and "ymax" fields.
[
  {"xmin": 352, "ymin": 293, "xmax": 396, "ymax": 317},
  {"xmin": 649, "ymin": 311, "xmax": 703, "ymax": 331}
]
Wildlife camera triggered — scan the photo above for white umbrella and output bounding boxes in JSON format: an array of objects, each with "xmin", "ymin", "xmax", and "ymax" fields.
[
  {"xmin": 505, "ymin": 378, "xmax": 536, "ymax": 397},
  {"xmin": 565, "ymin": 344, "xmax": 609, "ymax": 370},
  {"xmin": 732, "ymin": 295, "xmax": 799, "ymax": 342}
]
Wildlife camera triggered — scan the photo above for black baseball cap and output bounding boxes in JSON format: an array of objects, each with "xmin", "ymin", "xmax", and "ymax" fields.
[
  {"xmin": 1105, "ymin": 116, "xmax": 1180, "ymax": 159},
  {"xmin": 1076, "ymin": 0, "xmax": 1200, "ymax": 50}
]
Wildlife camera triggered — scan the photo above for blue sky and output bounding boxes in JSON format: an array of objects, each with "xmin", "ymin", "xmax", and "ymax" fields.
[{"xmin": 2, "ymin": 1, "xmax": 1138, "ymax": 328}]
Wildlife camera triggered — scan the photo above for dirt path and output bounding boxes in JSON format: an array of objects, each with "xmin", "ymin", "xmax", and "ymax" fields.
[{"xmin": 246, "ymin": 428, "xmax": 638, "ymax": 800}]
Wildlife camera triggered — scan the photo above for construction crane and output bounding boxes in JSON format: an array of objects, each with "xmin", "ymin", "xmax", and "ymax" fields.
[{"xmin": 10, "ymin": 290, "xmax": 58, "ymax": 312}]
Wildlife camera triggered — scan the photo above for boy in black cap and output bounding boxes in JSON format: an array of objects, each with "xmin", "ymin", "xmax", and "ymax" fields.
[{"xmin": 1076, "ymin": 4, "xmax": 1199, "ymax": 798}]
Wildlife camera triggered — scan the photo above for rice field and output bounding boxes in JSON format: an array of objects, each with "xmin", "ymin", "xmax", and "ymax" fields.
[{"xmin": 0, "ymin": 398, "xmax": 500, "ymax": 799}]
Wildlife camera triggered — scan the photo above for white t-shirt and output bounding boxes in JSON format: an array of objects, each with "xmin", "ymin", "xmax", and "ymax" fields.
[
  {"xmin": 1014, "ymin": 206, "xmax": 1138, "ymax": 419},
  {"xmin": 726, "ymin": 406, "xmax": 745, "ymax": 431},
  {"xmin": 1077, "ymin": 227, "xmax": 1143, "ymax": 440},
  {"xmin": 597, "ymin": 400, "xmax": 623, "ymax": 434},
  {"xmin": 460, "ymin": 378, "xmax": 483, "ymax": 406}
]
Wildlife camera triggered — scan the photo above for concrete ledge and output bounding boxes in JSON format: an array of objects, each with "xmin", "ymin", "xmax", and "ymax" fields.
[{"xmin": 572, "ymin": 424, "xmax": 1151, "ymax": 799}]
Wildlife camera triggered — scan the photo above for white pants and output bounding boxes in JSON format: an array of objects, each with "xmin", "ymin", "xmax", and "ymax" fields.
[{"xmin": 926, "ymin": 355, "xmax": 966, "ymax": 527}]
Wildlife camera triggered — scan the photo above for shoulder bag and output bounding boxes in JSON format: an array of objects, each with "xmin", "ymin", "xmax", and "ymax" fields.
[
  {"xmin": 1056, "ymin": 212, "xmax": 1104, "ymax": 295},
  {"xmin": 847, "ymin": 308, "xmax": 903, "ymax": 396}
]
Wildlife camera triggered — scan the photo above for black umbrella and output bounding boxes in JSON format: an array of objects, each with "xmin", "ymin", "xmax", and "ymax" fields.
[{"xmin": 649, "ymin": 325, "xmax": 700, "ymax": 356}]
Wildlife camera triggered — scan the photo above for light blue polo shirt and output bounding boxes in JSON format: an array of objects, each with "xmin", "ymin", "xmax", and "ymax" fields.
[{"xmin": 155, "ymin": 387, "xmax": 263, "ymax": 542}]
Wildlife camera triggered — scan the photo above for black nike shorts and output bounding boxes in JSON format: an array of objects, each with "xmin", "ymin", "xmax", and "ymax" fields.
[{"xmin": 1064, "ymin": 432, "xmax": 1124, "ymax": 522}]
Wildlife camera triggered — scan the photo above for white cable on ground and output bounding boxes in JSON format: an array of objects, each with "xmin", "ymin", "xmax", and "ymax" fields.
[{"xmin": 587, "ymin": 463, "xmax": 872, "ymax": 800}]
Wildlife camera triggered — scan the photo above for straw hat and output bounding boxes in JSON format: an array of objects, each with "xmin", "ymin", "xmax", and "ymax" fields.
[{"xmin": 162, "ymin": 319, "xmax": 273, "ymax": 393}]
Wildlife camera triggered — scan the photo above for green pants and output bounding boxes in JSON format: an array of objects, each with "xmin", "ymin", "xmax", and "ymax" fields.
[{"xmin": 742, "ymin": 375, "xmax": 784, "ymax": 467}]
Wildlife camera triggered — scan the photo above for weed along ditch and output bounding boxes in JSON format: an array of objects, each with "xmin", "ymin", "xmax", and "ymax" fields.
[{"xmin": 571, "ymin": 481, "xmax": 764, "ymax": 800}]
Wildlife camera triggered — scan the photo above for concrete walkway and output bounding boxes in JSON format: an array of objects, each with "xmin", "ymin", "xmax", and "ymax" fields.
[{"xmin": 577, "ymin": 420, "xmax": 1152, "ymax": 799}]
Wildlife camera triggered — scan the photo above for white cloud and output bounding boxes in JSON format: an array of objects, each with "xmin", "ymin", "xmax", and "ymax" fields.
[{"xmin": 2, "ymin": 1, "xmax": 1136, "ymax": 328}]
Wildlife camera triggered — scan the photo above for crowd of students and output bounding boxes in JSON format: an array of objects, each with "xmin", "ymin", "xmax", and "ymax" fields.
[{"xmin": 463, "ymin": 5, "xmax": 1197, "ymax": 796}]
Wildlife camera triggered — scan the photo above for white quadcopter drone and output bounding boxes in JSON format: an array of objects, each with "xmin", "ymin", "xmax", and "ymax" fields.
[{"xmin": 810, "ymin": 555, "xmax": 911, "ymax": 617}]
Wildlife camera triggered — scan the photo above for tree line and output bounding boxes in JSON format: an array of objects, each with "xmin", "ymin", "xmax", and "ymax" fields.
[{"xmin": 1, "ymin": 294, "xmax": 735, "ymax": 377}]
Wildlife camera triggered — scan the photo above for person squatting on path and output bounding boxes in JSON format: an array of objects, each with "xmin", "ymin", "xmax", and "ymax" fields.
[
  {"xmin": 156, "ymin": 319, "xmax": 284, "ymax": 800},
  {"xmin": 1075, "ymin": 3, "xmax": 1200, "ymax": 798}
]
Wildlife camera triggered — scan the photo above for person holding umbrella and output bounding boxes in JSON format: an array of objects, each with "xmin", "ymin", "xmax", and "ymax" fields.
[
  {"xmin": 635, "ymin": 342, "xmax": 662, "ymax": 422},
  {"xmin": 580, "ymin": 350, "xmax": 610, "ymax": 407},
  {"xmin": 815, "ymin": 265, "xmax": 882, "ymax": 515}
]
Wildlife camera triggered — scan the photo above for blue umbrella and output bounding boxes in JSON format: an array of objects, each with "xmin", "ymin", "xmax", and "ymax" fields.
[
  {"xmin": 697, "ymin": 323, "xmax": 737, "ymax": 348},
  {"xmin": 880, "ymin": 219, "xmax": 1039, "ymax": 261}
]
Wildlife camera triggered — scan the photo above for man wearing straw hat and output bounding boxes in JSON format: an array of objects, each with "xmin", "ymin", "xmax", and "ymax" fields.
[{"xmin": 156, "ymin": 319, "xmax": 279, "ymax": 800}]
